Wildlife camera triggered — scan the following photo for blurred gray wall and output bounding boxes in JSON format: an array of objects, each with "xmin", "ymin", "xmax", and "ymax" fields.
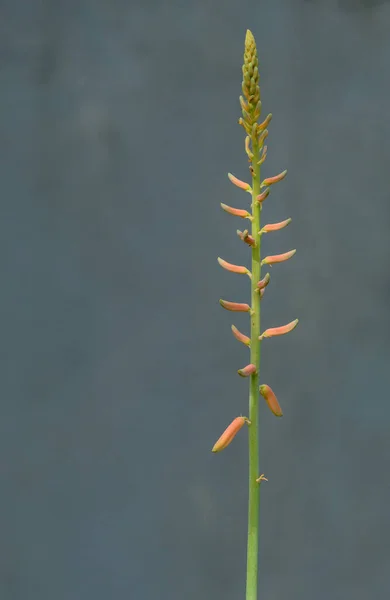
[{"xmin": 1, "ymin": 0, "xmax": 390, "ymax": 598}]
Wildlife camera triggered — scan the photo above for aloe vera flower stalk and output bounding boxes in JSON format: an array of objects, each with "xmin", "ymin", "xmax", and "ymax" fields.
[{"xmin": 211, "ymin": 30, "xmax": 298, "ymax": 600}]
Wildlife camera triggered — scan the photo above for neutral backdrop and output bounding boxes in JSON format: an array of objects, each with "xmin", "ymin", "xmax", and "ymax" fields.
[{"xmin": 1, "ymin": 0, "xmax": 389, "ymax": 598}]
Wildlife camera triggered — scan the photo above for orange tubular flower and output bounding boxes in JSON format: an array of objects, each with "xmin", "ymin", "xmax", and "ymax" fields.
[
  {"xmin": 257, "ymin": 273, "xmax": 270, "ymax": 290},
  {"xmin": 221, "ymin": 203, "xmax": 252, "ymax": 220},
  {"xmin": 237, "ymin": 364, "xmax": 257, "ymax": 377},
  {"xmin": 261, "ymin": 169, "xmax": 287, "ymax": 187},
  {"xmin": 259, "ymin": 385, "xmax": 283, "ymax": 417},
  {"xmin": 219, "ymin": 299, "xmax": 251, "ymax": 312},
  {"xmin": 256, "ymin": 188, "xmax": 270, "ymax": 203},
  {"xmin": 212, "ymin": 416, "xmax": 250, "ymax": 453},
  {"xmin": 260, "ymin": 319, "xmax": 299, "ymax": 340},
  {"xmin": 261, "ymin": 249, "xmax": 296, "ymax": 266},
  {"xmin": 217, "ymin": 257, "xmax": 250, "ymax": 276},
  {"xmin": 228, "ymin": 172, "xmax": 252, "ymax": 192},
  {"xmin": 260, "ymin": 218, "xmax": 291, "ymax": 233},
  {"xmin": 231, "ymin": 325, "xmax": 250, "ymax": 346}
]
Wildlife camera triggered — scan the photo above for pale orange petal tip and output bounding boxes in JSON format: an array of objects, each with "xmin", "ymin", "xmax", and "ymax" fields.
[
  {"xmin": 259, "ymin": 384, "xmax": 283, "ymax": 417},
  {"xmin": 212, "ymin": 416, "xmax": 250, "ymax": 453}
]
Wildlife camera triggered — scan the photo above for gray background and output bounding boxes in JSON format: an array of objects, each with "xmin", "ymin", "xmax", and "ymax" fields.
[{"xmin": 1, "ymin": 0, "xmax": 389, "ymax": 598}]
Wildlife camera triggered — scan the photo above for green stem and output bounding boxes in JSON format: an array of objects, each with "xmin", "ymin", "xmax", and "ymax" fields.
[{"xmin": 246, "ymin": 141, "xmax": 261, "ymax": 600}]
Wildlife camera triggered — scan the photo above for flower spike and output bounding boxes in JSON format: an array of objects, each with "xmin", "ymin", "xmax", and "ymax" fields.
[
  {"xmin": 213, "ymin": 30, "xmax": 299, "ymax": 598},
  {"xmin": 260, "ymin": 319, "xmax": 299, "ymax": 340},
  {"xmin": 219, "ymin": 299, "xmax": 251, "ymax": 312},
  {"xmin": 231, "ymin": 325, "xmax": 250, "ymax": 346},
  {"xmin": 259, "ymin": 385, "xmax": 283, "ymax": 417},
  {"xmin": 220, "ymin": 203, "xmax": 253, "ymax": 220},
  {"xmin": 238, "ymin": 364, "xmax": 257, "ymax": 377},
  {"xmin": 228, "ymin": 172, "xmax": 252, "ymax": 193},
  {"xmin": 260, "ymin": 218, "xmax": 291, "ymax": 233},
  {"xmin": 261, "ymin": 249, "xmax": 296, "ymax": 266},
  {"xmin": 212, "ymin": 416, "xmax": 250, "ymax": 453},
  {"xmin": 217, "ymin": 257, "xmax": 251, "ymax": 277}
]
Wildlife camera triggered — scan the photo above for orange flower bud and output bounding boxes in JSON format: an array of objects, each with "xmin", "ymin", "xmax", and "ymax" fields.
[
  {"xmin": 212, "ymin": 416, "xmax": 250, "ymax": 453},
  {"xmin": 259, "ymin": 385, "xmax": 283, "ymax": 417},
  {"xmin": 256, "ymin": 188, "xmax": 270, "ymax": 203},
  {"xmin": 221, "ymin": 203, "xmax": 252, "ymax": 220},
  {"xmin": 253, "ymin": 101, "xmax": 262, "ymax": 121},
  {"xmin": 228, "ymin": 172, "xmax": 252, "ymax": 192},
  {"xmin": 261, "ymin": 170, "xmax": 287, "ymax": 187},
  {"xmin": 231, "ymin": 325, "xmax": 250, "ymax": 346},
  {"xmin": 257, "ymin": 145, "xmax": 267, "ymax": 165},
  {"xmin": 260, "ymin": 319, "xmax": 299, "ymax": 340},
  {"xmin": 219, "ymin": 299, "xmax": 251, "ymax": 312},
  {"xmin": 238, "ymin": 117, "xmax": 252, "ymax": 135},
  {"xmin": 245, "ymin": 136, "xmax": 253, "ymax": 160},
  {"xmin": 237, "ymin": 363, "xmax": 257, "ymax": 377},
  {"xmin": 260, "ymin": 218, "xmax": 291, "ymax": 233},
  {"xmin": 261, "ymin": 250, "xmax": 296, "ymax": 266},
  {"xmin": 258, "ymin": 129, "xmax": 269, "ymax": 148},
  {"xmin": 257, "ymin": 273, "xmax": 270, "ymax": 290},
  {"xmin": 242, "ymin": 109, "xmax": 252, "ymax": 124},
  {"xmin": 258, "ymin": 113, "xmax": 272, "ymax": 131},
  {"xmin": 239, "ymin": 95, "xmax": 249, "ymax": 112},
  {"xmin": 217, "ymin": 257, "xmax": 250, "ymax": 276},
  {"xmin": 237, "ymin": 229, "xmax": 256, "ymax": 247}
]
